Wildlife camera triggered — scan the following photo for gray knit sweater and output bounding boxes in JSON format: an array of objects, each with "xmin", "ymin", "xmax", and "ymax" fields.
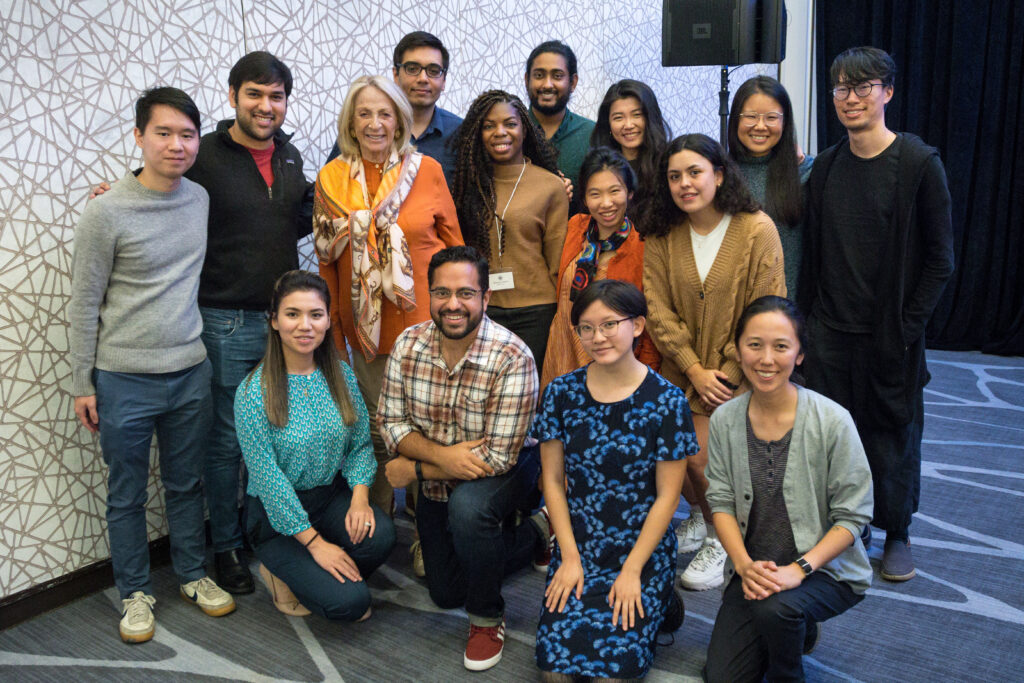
[{"xmin": 70, "ymin": 171, "xmax": 209, "ymax": 395}]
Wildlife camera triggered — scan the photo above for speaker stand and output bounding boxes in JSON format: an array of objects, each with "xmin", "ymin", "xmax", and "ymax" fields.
[{"xmin": 719, "ymin": 66, "xmax": 731, "ymax": 146}]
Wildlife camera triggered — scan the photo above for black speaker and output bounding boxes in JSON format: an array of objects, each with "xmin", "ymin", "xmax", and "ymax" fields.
[{"xmin": 662, "ymin": 0, "xmax": 787, "ymax": 67}]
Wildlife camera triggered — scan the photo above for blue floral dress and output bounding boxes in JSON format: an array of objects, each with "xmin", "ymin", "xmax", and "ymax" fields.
[{"xmin": 533, "ymin": 367, "xmax": 699, "ymax": 678}]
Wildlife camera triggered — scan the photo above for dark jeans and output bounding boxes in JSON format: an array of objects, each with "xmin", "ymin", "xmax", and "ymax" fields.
[
  {"xmin": 704, "ymin": 573, "xmax": 863, "ymax": 683},
  {"xmin": 416, "ymin": 445, "xmax": 541, "ymax": 624},
  {"xmin": 200, "ymin": 307, "xmax": 268, "ymax": 552},
  {"xmin": 245, "ymin": 476, "xmax": 396, "ymax": 622},
  {"xmin": 487, "ymin": 304, "xmax": 556, "ymax": 375},
  {"xmin": 95, "ymin": 361, "xmax": 212, "ymax": 598},
  {"xmin": 804, "ymin": 314, "xmax": 923, "ymax": 540}
]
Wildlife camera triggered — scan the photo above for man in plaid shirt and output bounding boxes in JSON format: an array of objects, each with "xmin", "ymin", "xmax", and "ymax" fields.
[{"xmin": 380, "ymin": 246, "xmax": 550, "ymax": 672}]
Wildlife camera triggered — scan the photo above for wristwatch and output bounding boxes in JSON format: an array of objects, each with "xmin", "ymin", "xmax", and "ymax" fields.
[
  {"xmin": 795, "ymin": 556, "xmax": 814, "ymax": 575},
  {"xmin": 415, "ymin": 461, "xmax": 424, "ymax": 482}
]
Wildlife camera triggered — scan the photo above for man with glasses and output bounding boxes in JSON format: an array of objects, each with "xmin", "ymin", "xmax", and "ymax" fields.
[
  {"xmin": 378, "ymin": 246, "xmax": 550, "ymax": 672},
  {"xmin": 328, "ymin": 31, "xmax": 461, "ymax": 185},
  {"xmin": 798, "ymin": 46, "xmax": 954, "ymax": 583}
]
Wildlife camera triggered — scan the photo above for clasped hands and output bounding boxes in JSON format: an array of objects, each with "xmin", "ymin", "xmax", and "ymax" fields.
[
  {"xmin": 736, "ymin": 558, "xmax": 805, "ymax": 600},
  {"xmin": 385, "ymin": 438, "xmax": 493, "ymax": 487}
]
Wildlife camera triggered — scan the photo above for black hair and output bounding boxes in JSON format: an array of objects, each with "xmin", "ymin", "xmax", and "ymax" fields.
[
  {"xmin": 135, "ymin": 87, "xmax": 201, "ymax": 134},
  {"xmin": 428, "ymin": 245, "xmax": 490, "ymax": 292},
  {"xmin": 728, "ymin": 76, "xmax": 803, "ymax": 226},
  {"xmin": 448, "ymin": 90, "xmax": 560, "ymax": 258},
  {"xmin": 570, "ymin": 279, "xmax": 647, "ymax": 327},
  {"xmin": 830, "ymin": 46, "xmax": 896, "ymax": 87},
  {"xmin": 228, "ymin": 51, "xmax": 293, "ymax": 98},
  {"xmin": 393, "ymin": 31, "xmax": 450, "ymax": 72},
  {"xmin": 641, "ymin": 133, "xmax": 760, "ymax": 238},
  {"xmin": 734, "ymin": 295, "xmax": 808, "ymax": 353},
  {"xmin": 590, "ymin": 79, "xmax": 671, "ymax": 213},
  {"xmin": 578, "ymin": 145, "xmax": 637, "ymax": 203},
  {"xmin": 525, "ymin": 40, "xmax": 578, "ymax": 78}
]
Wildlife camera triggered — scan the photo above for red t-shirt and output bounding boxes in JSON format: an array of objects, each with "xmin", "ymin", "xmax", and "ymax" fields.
[{"xmin": 248, "ymin": 146, "xmax": 274, "ymax": 187}]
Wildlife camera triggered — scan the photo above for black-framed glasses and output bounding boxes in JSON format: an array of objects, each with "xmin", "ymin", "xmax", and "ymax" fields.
[
  {"xmin": 574, "ymin": 317, "xmax": 635, "ymax": 340},
  {"xmin": 396, "ymin": 61, "xmax": 446, "ymax": 78},
  {"xmin": 831, "ymin": 82, "xmax": 885, "ymax": 100},
  {"xmin": 429, "ymin": 287, "xmax": 481, "ymax": 301},
  {"xmin": 738, "ymin": 111, "xmax": 783, "ymax": 127}
]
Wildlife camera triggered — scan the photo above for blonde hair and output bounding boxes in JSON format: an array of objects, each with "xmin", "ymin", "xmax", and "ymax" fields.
[{"xmin": 336, "ymin": 75, "xmax": 414, "ymax": 160}]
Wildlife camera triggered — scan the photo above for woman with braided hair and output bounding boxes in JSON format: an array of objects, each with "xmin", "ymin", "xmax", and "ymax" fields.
[{"xmin": 448, "ymin": 90, "xmax": 569, "ymax": 372}]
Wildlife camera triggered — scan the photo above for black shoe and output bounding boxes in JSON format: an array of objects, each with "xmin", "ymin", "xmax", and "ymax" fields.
[
  {"xmin": 803, "ymin": 621, "xmax": 820, "ymax": 654},
  {"xmin": 659, "ymin": 588, "xmax": 685, "ymax": 633},
  {"xmin": 215, "ymin": 549, "xmax": 255, "ymax": 594}
]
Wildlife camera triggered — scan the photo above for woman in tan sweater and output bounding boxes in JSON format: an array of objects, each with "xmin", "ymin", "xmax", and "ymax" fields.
[
  {"xmin": 641, "ymin": 133, "xmax": 785, "ymax": 592},
  {"xmin": 449, "ymin": 90, "xmax": 569, "ymax": 372}
]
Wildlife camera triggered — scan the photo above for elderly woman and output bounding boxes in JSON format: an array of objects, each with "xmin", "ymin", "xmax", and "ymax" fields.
[{"xmin": 314, "ymin": 75, "xmax": 463, "ymax": 515}]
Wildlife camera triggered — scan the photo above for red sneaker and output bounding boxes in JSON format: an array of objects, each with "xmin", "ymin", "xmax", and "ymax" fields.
[
  {"xmin": 463, "ymin": 619, "xmax": 505, "ymax": 671},
  {"xmin": 532, "ymin": 506, "xmax": 555, "ymax": 572}
]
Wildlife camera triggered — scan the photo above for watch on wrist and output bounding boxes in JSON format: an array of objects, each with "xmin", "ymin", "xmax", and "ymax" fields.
[
  {"xmin": 795, "ymin": 556, "xmax": 813, "ymax": 575},
  {"xmin": 415, "ymin": 461, "xmax": 424, "ymax": 482}
]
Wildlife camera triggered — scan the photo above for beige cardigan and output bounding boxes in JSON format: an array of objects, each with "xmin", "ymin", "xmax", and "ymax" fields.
[{"xmin": 643, "ymin": 210, "xmax": 785, "ymax": 415}]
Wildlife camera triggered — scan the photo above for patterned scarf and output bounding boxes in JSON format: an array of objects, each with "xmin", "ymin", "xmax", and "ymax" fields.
[
  {"xmin": 570, "ymin": 217, "xmax": 632, "ymax": 301},
  {"xmin": 313, "ymin": 150, "xmax": 421, "ymax": 361}
]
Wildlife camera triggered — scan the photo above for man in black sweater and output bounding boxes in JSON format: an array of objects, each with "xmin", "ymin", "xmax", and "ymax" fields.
[{"xmin": 799, "ymin": 47, "xmax": 954, "ymax": 583}]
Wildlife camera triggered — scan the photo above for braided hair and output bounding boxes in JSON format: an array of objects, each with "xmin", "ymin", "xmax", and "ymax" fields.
[{"xmin": 448, "ymin": 90, "xmax": 559, "ymax": 260}]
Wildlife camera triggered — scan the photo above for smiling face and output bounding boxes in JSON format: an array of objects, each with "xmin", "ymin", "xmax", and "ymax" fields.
[
  {"xmin": 737, "ymin": 310, "xmax": 804, "ymax": 396},
  {"xmin": 429, "ymin": 261, "xmax": 489, "ymax": 341},
  {"xmin": 229, "ymin": 80, "xmax": 287, "ymax": 149},
  {"xmin": 833, "ymin": 73, "xmax": 893, "ymax": 134},
  {"xmin": 271, "ymin": 289, "xmax": 330, "ymax": 367},
  {"xmin": 351, "ymin": 85, "xmax": 398, "ymax": 163},
  {"xmin": 584, "ymin": 169, "xmax": 631, "ymax": 235},
  {"xmin": 134, "ymin": 104, "xmax": 200, "ymax": 188},
  {"xmin": 736, "ymin": 92, "xmax": 784, "ymax": 157},
  {"xmin": 393, "ymin": 46, "xmax": 446, "ymax": 111},
  {"xmin": 526, "ymin": 52, "xmax": 576, "ymax": 116},
  {"xmin": 576, "ymin": 300, "xmax": 643, "ymax": 366},
  {"xmin": 481, "ymin": 101, "xmax": 525, "ymax": 165},
  {"xmin": 608, "ymin": 96, "xmax": 646, "ymax": 159},
  {"xmin": 666, "ymin": 149, "xmax": 722, "ymax": 219}
]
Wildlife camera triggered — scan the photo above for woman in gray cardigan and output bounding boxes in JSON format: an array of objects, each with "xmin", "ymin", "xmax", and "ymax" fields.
[{"xmin": 703, "ymin": 296, "xmax": 873, "ymax": 683}]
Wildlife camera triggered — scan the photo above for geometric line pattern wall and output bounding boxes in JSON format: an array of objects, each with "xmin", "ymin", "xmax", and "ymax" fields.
[{"xmin": 0, "ymin": 0, "xmax": 772, "ymax": 598}]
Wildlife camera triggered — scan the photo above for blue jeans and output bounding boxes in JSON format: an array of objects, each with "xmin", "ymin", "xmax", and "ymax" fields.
[
  {"xmin": 95, "ymin": 361, "xmax": 212, "ymax": 598},
  {"xmin": 244, "ymin": 476, "xmax": 396, "ymax": 621},
  {"xmin": 415, "ymin": 445, "xmax": 541, "ymax": 624},
  {"xmin": 200, "ymin": 307, "xmax": 268, "ymax": 552}
]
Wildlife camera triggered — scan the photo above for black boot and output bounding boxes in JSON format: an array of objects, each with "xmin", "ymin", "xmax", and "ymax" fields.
[{"xmin": 215, "ymin": 549, "xmax": 255, "ymax": 594}]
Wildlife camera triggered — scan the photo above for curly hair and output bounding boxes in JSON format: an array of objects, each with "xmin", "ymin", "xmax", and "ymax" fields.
[
  {"xmin": 447, "ymin": 90, "xmax": 559, "ymax": 259},
  {"xmin": 640, "ymin": 133, "xmax": 760, "ymax": 239}
]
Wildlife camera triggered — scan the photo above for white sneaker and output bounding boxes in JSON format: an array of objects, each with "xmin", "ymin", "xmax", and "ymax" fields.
[
  {"xmin": 180, "ymin": 576, "xmax": 236, "ymax": 617},
  {"xmin": 678, "ymin": 537, "xmax": 726, "ymax": 591},
  {"xmin": 120, "ymin": 591, "xmax": 156, "ymax": 643},
  {"xmin": 676, "ymin": 511, "xmax": 707, "ymax": 553}
]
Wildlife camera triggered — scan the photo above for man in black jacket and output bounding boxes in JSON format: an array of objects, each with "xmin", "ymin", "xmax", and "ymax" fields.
[
  {"xmin": 189, "ymin": 52, "xmax": 313, "ymax": 594},
  {"xmin": 799, "ymin": 47, "xmax": 954, "ymax": 582}
]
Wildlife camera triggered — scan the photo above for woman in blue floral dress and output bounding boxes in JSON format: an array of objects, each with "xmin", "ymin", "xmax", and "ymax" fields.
[{"xmin": 533, "ymin": 280, "xmax": 699, "ymax": 681}]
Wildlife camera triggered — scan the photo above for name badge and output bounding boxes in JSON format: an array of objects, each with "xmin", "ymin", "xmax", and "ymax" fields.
[{"xmin": 489, "ymin": 271, "xmax": 515, "ymax": 291}]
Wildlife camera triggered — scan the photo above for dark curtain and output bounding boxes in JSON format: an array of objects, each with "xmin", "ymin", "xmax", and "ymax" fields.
[{"xmin": 815, "ymin": 1, "xmax": 1024, "ymax": 354}]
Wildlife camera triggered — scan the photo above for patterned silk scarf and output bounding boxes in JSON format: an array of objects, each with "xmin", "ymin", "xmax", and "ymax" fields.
[
  {"xmin": 313, "ymin": 150, "xmax": 421, "ymax": 360},
  {"xmin": 570, "ymin": 217, "xmax": 633, "ymax": 301}
]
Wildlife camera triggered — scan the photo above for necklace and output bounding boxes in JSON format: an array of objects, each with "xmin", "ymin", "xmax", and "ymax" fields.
[{"xmin": 493, "ymin": 161, "xmax": 527, "ymax": 267}]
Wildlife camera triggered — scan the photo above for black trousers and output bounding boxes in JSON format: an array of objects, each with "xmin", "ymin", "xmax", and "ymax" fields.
[
  {"xmin": 487, "ymin": 303, "xmax": 556, "ymax": 376},
  {"xmin": 704, "ymin": 573, "xmax": 863, "ymax": 683},
  {"xmin": 804, "ymin": 314, "xmax": 924, "ymax": 539}
]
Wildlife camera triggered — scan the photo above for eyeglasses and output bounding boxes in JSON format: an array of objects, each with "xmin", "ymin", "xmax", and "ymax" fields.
[
  {"xmin": 574, "ymin": 317, "xmax": 635, "ymax": 340},
  {"xmin": 396, "ymin": 62, "xmax": 446, "ymax": 78},
  {"xmin": 737, "ymin": 111, "xmax": 783, "ymax": 127},
  {"xmin": 429, "ymin": 287, "xmax": 481, "ymax": 301},
  {"xmin": 831, "ymin": 82, "xmax": 885, "ymax": 100}
]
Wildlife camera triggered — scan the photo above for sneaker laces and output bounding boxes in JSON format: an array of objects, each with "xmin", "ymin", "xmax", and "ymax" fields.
[
  {"xmin": 689, "ymin": 539, "xmax": 725, "ymax": 572},
  {"xmin": 468, "ymin": 623, "xmax": 503, "ymax": 643},
  {"xmin": 189, "ymin": 576, "xmax": 220, "ymax": 597},
  {"xmin": 123, "ymin": 593, "xmax": 155, "ymax": 623}
]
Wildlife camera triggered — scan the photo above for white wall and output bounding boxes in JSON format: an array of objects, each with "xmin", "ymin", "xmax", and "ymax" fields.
[{"xmin": 0, "ymin": 0, "xmax": 801, "ymax": 598}]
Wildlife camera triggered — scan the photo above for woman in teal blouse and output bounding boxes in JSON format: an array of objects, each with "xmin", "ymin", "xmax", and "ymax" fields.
[{"xmin": 235, "ymin": 270, "xmax": 395, "ymax": 621}]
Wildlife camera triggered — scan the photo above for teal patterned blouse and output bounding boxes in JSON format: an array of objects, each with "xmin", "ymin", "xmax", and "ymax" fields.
[{"xmin": 234, "ymin": 361, "xmax": 375, "ymax": 535}]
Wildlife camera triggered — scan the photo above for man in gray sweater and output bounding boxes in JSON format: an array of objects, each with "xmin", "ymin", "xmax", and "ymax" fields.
[{"xmin": 70, "ymin": 87, "xmax": 235, "ymax": 643}]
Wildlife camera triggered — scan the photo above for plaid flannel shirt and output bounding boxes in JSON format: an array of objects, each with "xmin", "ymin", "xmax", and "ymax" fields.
[{"xmin": 378, "ymin": 316, "xmax": 538, "ymax": 502}]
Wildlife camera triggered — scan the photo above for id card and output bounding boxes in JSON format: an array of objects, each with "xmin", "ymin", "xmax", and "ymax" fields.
[{"xmin": 489, "ymin": 271, "xmax": 515, "ymax": 291}]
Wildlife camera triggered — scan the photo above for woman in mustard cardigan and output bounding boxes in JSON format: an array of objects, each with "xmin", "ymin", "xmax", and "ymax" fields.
[{"xmin": 641, "ymin": 133, "xmax": 784, "ymax": 593}]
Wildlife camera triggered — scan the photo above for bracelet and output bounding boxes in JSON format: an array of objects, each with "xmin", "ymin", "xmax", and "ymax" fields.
[
  {"xmin": 303, "ymin": 531, "xmax": 320, "ymax": 548},
  {"xmin": 415, "ymin": 461, "xmax": 424, "ymax": 482}
]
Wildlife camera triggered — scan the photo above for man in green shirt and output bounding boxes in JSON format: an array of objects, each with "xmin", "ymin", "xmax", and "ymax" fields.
[{"xmin": 525, "ymin": 40, "xmax": 595, "ymax": 214}]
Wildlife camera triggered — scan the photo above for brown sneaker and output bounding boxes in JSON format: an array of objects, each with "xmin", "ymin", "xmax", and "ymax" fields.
[{"xmin": 463, "ymin": 619, "xmax": 505, "ymax": 671}]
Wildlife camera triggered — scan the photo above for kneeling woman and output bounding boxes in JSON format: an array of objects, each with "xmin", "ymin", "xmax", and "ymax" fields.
[
  {"xmin": 534, "ymin": 280, "xmax": 698, "ymax": 681},
  {"xmin": 704, "ymin": 296, "xmax": 872, "ymax": 682},
  {"xmin": 235, "ymin": 271, "xmax": 396, "ymax": 621}
]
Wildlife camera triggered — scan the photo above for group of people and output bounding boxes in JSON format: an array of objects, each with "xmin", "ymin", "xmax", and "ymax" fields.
[{"xmin": 70, "ymin": 30, "xmax": 953, "ymax": 682}]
